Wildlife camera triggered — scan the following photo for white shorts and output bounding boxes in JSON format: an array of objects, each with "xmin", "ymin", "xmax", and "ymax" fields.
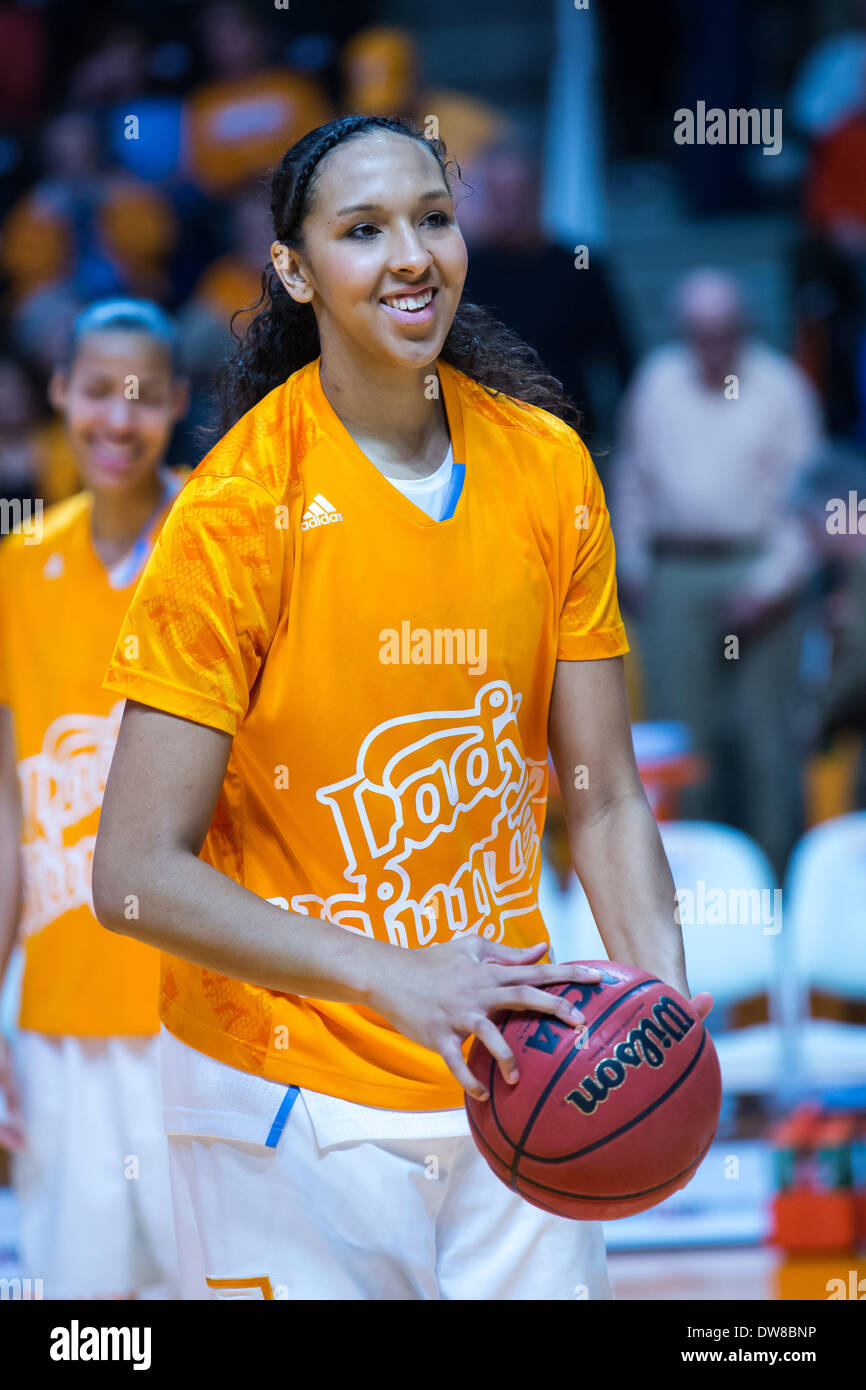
[
  {"xmin": 12, "ymin": 1032, "xmax": 179, "ymax": 1299},
  {"xmin": 168, "ymin": 1088, "xmax": 613, "ymax": 1301}
]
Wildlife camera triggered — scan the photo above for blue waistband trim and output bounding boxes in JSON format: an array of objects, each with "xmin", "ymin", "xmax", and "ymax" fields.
[{"xmin": 265, "ymin": 1085, "xmax": 300, "ymax": 1148}]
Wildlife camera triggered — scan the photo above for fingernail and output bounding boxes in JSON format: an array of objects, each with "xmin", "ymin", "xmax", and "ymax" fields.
[
  {"xmin": 508, "ymin": 1070, "xmax": 520, "ymax": 1085},
  {"xmin": 570, "ymin": 1009, "xmax": 584, "ymax": 1023}
]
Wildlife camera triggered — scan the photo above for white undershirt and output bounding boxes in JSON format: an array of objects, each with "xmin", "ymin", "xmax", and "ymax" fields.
[{"xmin": 382, "ymin": 442, "xmax": 454, "ymax": 521}]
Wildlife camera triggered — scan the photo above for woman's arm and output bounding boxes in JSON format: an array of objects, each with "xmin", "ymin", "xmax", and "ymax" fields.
[
  {"xmin": 548, "ymin": 656, "xmax": 711, "ymax": 1015},
  {"xmin": 93, "ymin": 700, "xmax": 607, "ymax": 1098},
  {"xmin": 0, "ymin": 704, "xmax": 25, "ymax": 1149},
  {"xmin": 93, "ymin": 701, "xmax": 400, "ymax": 1002},
  {"xmin": 0, "ymin": 705, "xmax": 22, "ymax": 988}
]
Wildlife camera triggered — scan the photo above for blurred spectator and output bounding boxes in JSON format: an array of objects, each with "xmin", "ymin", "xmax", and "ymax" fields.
[
  {"xmin": 0, "ymin": 347, "xmax": 80, "ymax": 507},
  {"xmin": 175, "ymin": 185, "xmax": 270, "ymax": 441},
  {"xmin": 2, "ymin": 109, "xmax": 178, "ymax": 319},
  {"xmin": 0, "ymin": 2, "xmax": 47, "ymax": 122},
  {"xmin": 341, "ymin": 25, "xmax": 505, "ymax": 176},
  {"xmin": 461, "ymin": 131, "xmax": 633, "ymax": 449},
  {"xmin": 793, "ymin": 5, "xmax": 866, "ymax": 440},
  {"xmin": 184, "ymin": 0, "xmax": 331, "ymax": 197},
  {"xmin": 0, "ymin": 355, "xmax": 44, "ymax": 502},
  {"xmin": 69, "ymin": 24, "xmax": 151, "ymax": 108},
  {"xmin": 187, "ymin": 184, "xmax": 268, "ymax": 338},
  {"xmin": 611, "ymin": 269, "xmax": 823, "ymax": 873},
  {"xmin": 1, "ymin": 193, "xmax": 72, "ymax": 305},
  {"xmin": 790, "ymin": 1, "xmax": 866, "ymax": 141},
  {"xmin": 8, "ymin": 283, "xmax": 83, "ymax": 380},
  {"xmin": 4, "ymin": 112, "xmax": 115, "ymax": 302},
  {"xmin": 797, "ymin": 443, "xmax": 866, "ymax": 812},
  {"xmin": 97, "ymin": 182, "xmax": 177, "ymax": 301},
  {"xmin": 68, "ymin": 23, "xmax": 185, "ymax": 185},
  {"xmin": 820, "ymin": 545, "xmax": 866, "ymax": 806}
]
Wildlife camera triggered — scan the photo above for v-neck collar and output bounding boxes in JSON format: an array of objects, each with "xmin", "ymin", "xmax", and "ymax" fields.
[
  {"xmin": 84, "ymin": 467, "xmax": 184, "ymax": 589},
  {"xmin": 306, "ymin": 355, "xmax": 468, "ymax": 530}
]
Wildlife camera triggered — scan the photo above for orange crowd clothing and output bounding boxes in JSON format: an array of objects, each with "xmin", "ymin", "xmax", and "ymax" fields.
[
  {"xmin": 340, "ymin": 26, "xmax": 504, "ymax": 170},
  {"xmin": 184, "ymin": 71, "xmax": 332, "ymax": 196},
  {"xmin": 342, "ymin": 26, "xmax": 417, "ymax": 112},
  {"xmin": 0, "ymin": 195, "xmax": 70, "ymax": 302},
  {"xmin": 192, "ymin": 256, "xmax": 263, "ymax": 331},
  {"xmin": 98, "ymin": 182, "xmax": 177, "ymax": 294},
  {"xmin": 0, "ymin": 475, "xmax": 186, "ymax": 1035},
  {"xmin": 103, "ymin": 358, "xmax": 628, "ymax": 1109},
  {"xmin": 417, "ymin": 90, "xmax": 505, "ymax": 169}
]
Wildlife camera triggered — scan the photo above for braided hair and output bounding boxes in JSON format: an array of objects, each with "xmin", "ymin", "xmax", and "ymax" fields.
[{"xmin": 215, "ymin": 113, "xmax": 581, "ymax": 432}]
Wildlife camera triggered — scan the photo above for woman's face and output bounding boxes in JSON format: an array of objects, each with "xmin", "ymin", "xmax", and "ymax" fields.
[
  {"xmin": 49, "ymin": 330, "xmax": 187, "ymax": 495},
  {"xmin": 274, "ymin": 130, "xmax": 468, "ymax": 373}
]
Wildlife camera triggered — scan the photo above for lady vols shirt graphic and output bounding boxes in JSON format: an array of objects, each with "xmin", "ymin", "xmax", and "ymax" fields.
[
  {"xmin": 0, "ymin": 473, "xmax": 185, "ymax": 1035},
  {"xmin": 102, "ymin": 359, "xmax": 628, "ymax": 1108}
]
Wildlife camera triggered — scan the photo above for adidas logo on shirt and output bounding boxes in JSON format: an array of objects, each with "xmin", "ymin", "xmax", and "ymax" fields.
[{"xmin": 300, "ymin": 494, "xmax": 343, "ymax": 530}]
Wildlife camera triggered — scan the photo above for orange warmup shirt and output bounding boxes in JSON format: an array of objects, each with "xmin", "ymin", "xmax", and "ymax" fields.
[
  {"xmin": 0, "ymin": 482, "xmax": 184, "ymax": 1034},
  {"xmin": 103, "ymin": 359, "xmax": 629, "ymax": 1108}
]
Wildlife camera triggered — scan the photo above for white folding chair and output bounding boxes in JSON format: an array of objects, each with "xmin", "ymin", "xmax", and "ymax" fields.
[{"xmin": 782, "ymin": 812, "xmax": 866, "ymax": 1090}]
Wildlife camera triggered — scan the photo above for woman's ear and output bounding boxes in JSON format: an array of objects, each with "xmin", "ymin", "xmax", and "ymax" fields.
[
  {"xmin": 47, "ymin": 368, "xmax": 68, "ymax": 414},
  {"xmin": 271, "ymin": 242, "xmax": 315, "ymax": 305}
]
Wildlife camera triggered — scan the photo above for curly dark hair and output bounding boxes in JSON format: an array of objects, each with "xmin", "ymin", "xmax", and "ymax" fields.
[{"xmin": 215, "ymin": 113, "xmax": 581, "ymax": 434}]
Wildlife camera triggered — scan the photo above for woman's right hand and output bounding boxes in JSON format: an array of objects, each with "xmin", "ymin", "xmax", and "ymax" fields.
[{"xmin": 369, "ymin": 935, "xmax": 604, "ymax": 1101}]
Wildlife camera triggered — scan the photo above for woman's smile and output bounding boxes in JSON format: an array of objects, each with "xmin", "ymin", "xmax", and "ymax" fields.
[{"xmin": 379, "ymin": 285, "xmax": 439, "ymax": 325}]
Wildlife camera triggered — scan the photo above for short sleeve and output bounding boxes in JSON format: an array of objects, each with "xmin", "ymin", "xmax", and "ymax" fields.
[
  {"xmin": 102, "ymin": 473, "xmax": 286, "ymax": 736},
  {"xmin": 557, "ymin": 440, "xmax": 630, "ymax": 661}
]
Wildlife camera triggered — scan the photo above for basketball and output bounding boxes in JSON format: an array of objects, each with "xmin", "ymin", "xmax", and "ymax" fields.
[{"xmin": 465, "ymin": 961, "xmax": 722, "ymax": 1220}]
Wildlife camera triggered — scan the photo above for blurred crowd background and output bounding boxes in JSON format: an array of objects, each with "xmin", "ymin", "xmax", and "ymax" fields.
[{"xmin": 1, "ymin": 0, "xmax": 866, "ymax": 882}]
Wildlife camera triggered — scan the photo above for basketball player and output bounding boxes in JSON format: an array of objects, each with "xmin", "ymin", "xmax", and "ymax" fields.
[
  {"xmin": 93, "ymin": 117, "xmax": 711, "ymax": 1301},
  {"xmin": 0, "ymin": 300, "xmax": 189, "ymax": 1298}
]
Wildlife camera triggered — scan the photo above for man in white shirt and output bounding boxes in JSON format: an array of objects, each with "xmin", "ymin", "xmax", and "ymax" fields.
[{"xmin": 611, "ymin": 269, "xmax": 823, "ymax": 873}]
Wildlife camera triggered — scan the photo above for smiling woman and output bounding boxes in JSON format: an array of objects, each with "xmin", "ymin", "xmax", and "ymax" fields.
[
  {"xmin": 0, "ymin": 297, "xmax": 191, "ymax": 1300},
  {"xmin": 92, "ymin": 112, "xmax": 706, "ymax": 1303},
  {"xmin": 214, "ymin": 114, "xmax": 582, "ymax": 446}
]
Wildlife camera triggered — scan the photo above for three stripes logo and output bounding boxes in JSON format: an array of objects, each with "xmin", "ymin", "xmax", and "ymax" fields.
[{"xmin": 300, "ymin": 494, "xmax": 343, "ymax": 531}]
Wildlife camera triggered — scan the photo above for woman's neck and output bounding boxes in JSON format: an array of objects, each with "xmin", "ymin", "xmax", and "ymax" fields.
[
  {"xmin": 319, "ymin": 351, "xmax": 451, "ymax": 481},
  {"xmin": 90, "ymin": 471, "xmax": 166, "ymax": 567}
]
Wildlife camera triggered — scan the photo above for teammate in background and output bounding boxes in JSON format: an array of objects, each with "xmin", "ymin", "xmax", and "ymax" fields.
[
  {"xmin": 94, "ymin": 116, "xmax": 711, "ymax": 1301},
  {"xmin": 0, "ymin": 299, "xmax": 189, "ymax": 1298}
]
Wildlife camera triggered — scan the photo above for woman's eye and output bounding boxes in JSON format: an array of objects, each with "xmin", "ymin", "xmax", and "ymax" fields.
[{"xmin": 347, "ymin": 212, "xmax": 450, "ymax": 239}]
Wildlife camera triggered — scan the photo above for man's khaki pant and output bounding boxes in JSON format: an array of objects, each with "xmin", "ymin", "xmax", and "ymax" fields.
[{"xmin": 637, "ymin": 553, "xmax": 804, "ymax": 876}]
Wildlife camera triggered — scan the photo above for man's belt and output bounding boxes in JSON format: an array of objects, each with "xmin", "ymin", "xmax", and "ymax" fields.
[{"xmin": 651, "ymin": 537, "xmax": 762, "ymax": 561}]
